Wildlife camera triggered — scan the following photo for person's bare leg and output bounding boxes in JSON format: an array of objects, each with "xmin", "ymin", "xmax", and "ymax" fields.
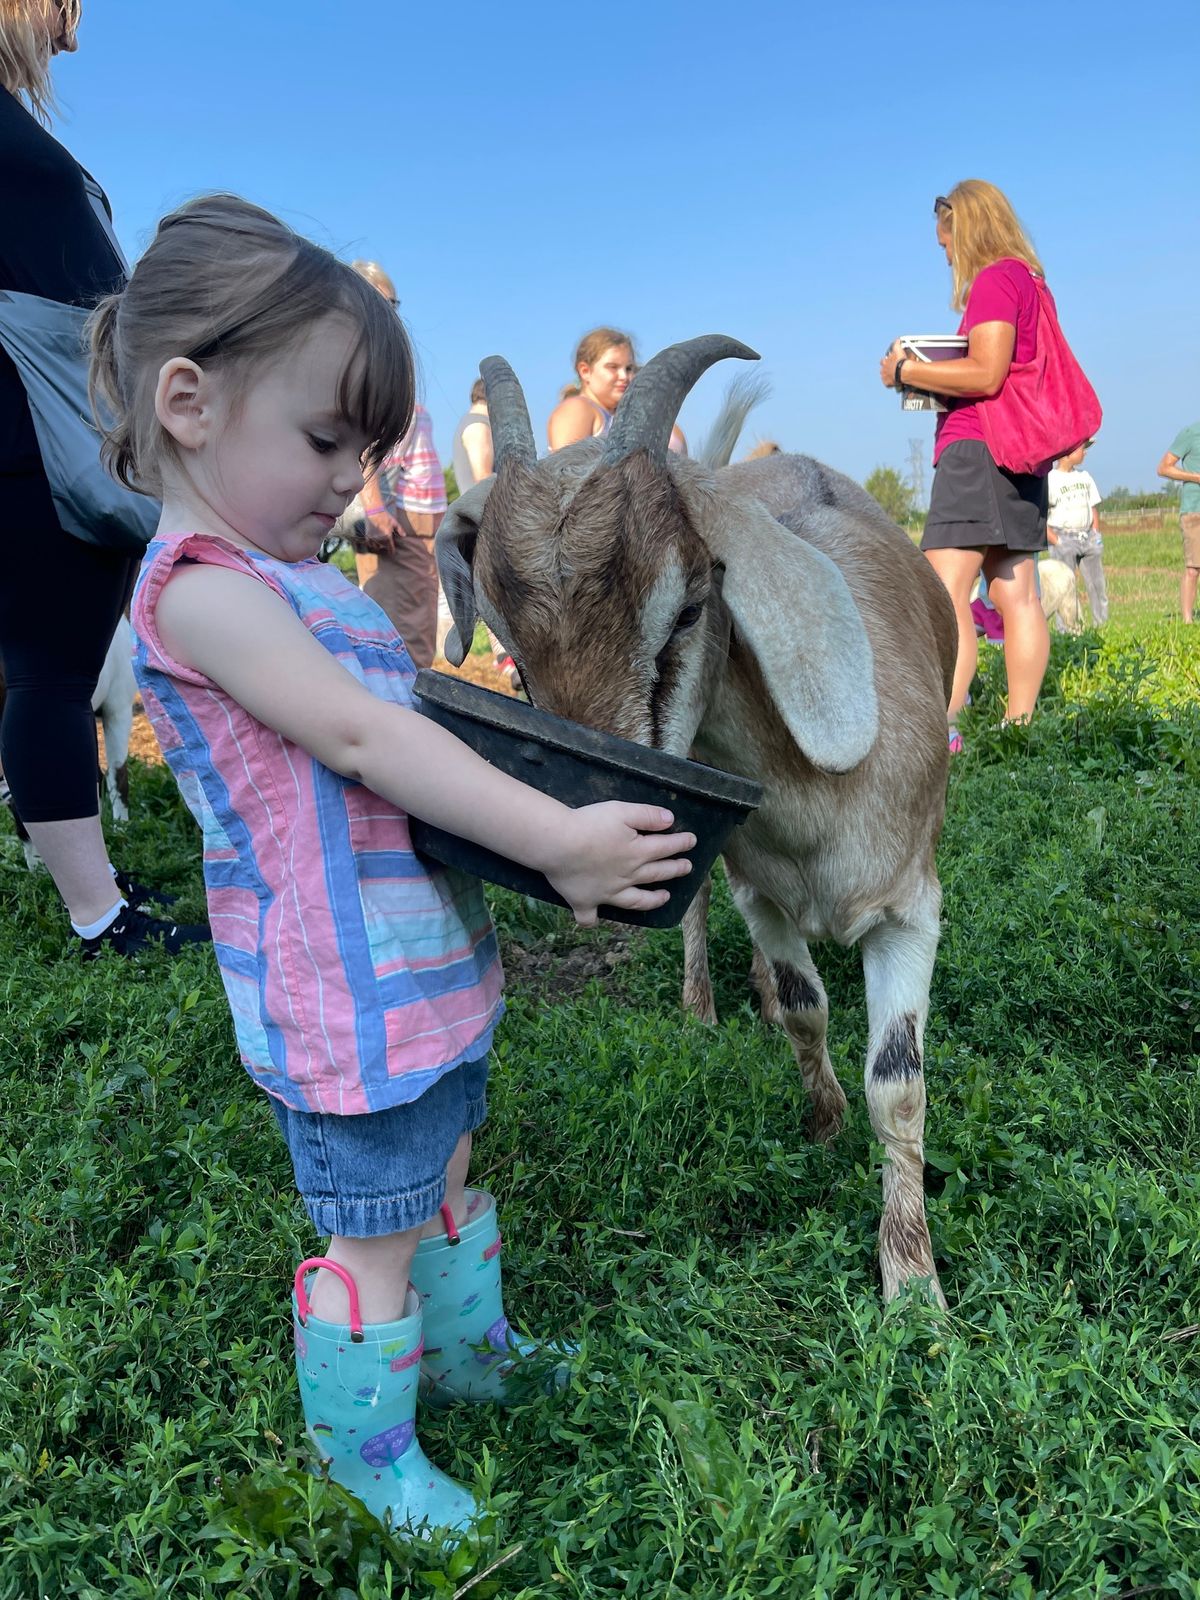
[
  {"xmin": 23, "ymin": 814, "xmax": 121, "ymax": 925},
  {"xmin": 311, "ymin": 1228, "xmax": 422, "ymax": 1324},
  {"xmin": 421, "ymin": 1132, "xmax": 471, "ymax": 1237},
  {"xmin": 984, "ymin": 550, "xmax": 1049, "ymax": 721},
  {"xmin": 1182, "ymin": 565, "xmax": 1199, "ymax": 624},
  {"xmin": 923, "ymin": 546, "xmax": 985, "ymax": 720},
  {"xmin": 308, "ymin": 1132, "xmax": 473, "ymax": 1325}
]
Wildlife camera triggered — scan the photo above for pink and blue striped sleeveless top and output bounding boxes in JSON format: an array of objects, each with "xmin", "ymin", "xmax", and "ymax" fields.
[{"xmin": 131, "ymin": 532, "xmax": 503, "ymax": 1115}]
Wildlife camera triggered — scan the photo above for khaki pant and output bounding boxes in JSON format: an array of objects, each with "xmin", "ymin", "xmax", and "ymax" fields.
[{"xmin": 355, "ymin": 510, "xmax": 441, "ymax": 670}]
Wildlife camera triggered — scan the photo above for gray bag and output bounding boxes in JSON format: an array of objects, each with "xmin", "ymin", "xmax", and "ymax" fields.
[{"xmin": 0, "ymin": 288, "xmax": 160, "ymax": 554}]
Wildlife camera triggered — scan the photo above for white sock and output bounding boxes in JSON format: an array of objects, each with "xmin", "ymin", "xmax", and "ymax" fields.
[{"xmin": 71, "ymin": 898, "xmax": 127, "ymax": 939}]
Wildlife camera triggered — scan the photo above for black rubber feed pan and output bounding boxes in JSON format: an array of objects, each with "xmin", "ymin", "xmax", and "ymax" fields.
[{"xmin": 408, "ymin": 670, "xmax": 762, "ymax": 929}]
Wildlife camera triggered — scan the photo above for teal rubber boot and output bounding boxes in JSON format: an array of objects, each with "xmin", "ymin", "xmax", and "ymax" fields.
[
  {"xmin": 292, "ymin": 1258, "xmax": 478, "ymax": 1535},
  {"xmin": 408, "ymin": 1190, "xmax": 572, "ymax": 1407}
]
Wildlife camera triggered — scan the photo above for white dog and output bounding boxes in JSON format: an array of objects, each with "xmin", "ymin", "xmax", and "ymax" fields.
[
  {"xmin": 1038, "ymin": 555, "xmax": 1080, "ymax": 633},
  {"xmin": 1, "ymin": 615, "xmax": 137, "ymax": 868},
  {"xmin": 92, "ymin": 615, "xmax": 136, "ymax": 823}
]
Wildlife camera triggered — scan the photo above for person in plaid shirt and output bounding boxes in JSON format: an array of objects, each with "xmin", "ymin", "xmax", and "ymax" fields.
[{"xmin": 350, "ymin": 261, "xmax": 446, "ymax": 668}]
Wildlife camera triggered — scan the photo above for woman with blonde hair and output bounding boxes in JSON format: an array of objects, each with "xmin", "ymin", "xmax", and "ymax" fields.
[
  {"xmin": 547, "ymin": 326, "xmax": 686, "ymax": 454},
  {"xmin": 0, "ymin": 1, "xmax": 207, "ymax": 954},
  {"xmin": 880, "ymin": 180, "xmax": 1054, "ymax": 746}
]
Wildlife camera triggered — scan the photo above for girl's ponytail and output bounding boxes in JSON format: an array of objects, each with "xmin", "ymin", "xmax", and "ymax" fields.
[{"xmin": 85, "ymin": 292, "xmax": 139, "ymax": 492}]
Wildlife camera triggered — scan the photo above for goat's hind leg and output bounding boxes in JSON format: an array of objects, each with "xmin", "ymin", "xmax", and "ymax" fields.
[
  {"xmin": 680, "ymin": 872, "xmax": 717, "ymax": 1024},
  {"xmin": 732, "ymin": 884, "xmax": 847, "ymax": 1144},
  {"xmin": 860, "ymin": 902, "xmax": 944, "ymax": 1306}
]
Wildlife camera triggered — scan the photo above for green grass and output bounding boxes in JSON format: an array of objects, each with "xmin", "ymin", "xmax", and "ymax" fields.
[
  {"xmin": 2, "ymin": 627, "xmax": 1199, "ymax": 1597},
  {"xmin": 1094, "ymin": 509, "xmax": 1185, "ymax": 627}
]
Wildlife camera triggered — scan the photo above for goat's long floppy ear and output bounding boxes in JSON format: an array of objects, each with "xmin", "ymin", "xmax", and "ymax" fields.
[
  {"xmin": 434, "ymin": 478, "xmax": 494, "ymax": 666},
  {"xmin": 695, "ymin": 490, "xmax": 878, "ymax": 772}
]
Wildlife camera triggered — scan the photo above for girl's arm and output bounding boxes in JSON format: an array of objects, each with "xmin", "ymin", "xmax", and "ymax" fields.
[
  {"xmin": 462, "ymin": 419, "xmax": 494, "ymax": 482},
  {"xmin": 155, "ymin": 565, "xmax": 694, "ymax": 926},
  {"xmin": 880, "ymin": 321, "xmax": 1016, "ymax": 399},
  {"xmin": 547, "ymin": 395, "xmax": 600, "ymax": 451}
]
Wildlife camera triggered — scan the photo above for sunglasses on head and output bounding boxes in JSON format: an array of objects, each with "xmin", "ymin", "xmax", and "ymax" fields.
[{"xmin": 933, "ymin": 195, "xmax": 952, "ymax": 216}]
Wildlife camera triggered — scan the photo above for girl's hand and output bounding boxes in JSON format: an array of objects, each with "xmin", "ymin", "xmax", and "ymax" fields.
[
  {"xmin": 541, "ymin": 802, "xmax": 695, "ymax": 927},
  {"xmin": 880, "ymin": 340, "xmax": 907, "ymax": 389}
]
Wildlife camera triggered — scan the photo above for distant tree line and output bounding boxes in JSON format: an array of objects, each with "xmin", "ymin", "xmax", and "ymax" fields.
[{"xmin": 1103, "ymin": 484, "xmax": 1180, "ymax": 510}]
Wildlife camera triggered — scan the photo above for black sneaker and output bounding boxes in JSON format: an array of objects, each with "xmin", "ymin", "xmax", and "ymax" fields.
[
  {"xmin": 112, "ymin": 868, "xmax": 182, "ymax": 912},
  {"xmin": 79, "ymin": 903, "xmax": 212, "ymax": 960}
]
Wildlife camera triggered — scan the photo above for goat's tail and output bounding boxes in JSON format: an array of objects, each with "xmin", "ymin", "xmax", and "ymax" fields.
[{"xmin": 694, "ymin": 372, "xmax": 772, "ymax": 469}]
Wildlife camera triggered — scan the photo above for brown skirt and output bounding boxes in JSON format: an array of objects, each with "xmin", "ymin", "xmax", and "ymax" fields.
[{"xmin": 922, "ymin": 440, "xmax": 1048, "ymax": 553}]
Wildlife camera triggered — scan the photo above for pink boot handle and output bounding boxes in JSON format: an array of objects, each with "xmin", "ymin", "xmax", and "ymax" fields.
[{"xmin": 294, "ymin": 1256, "xmax": 364, "ymax": 1342}]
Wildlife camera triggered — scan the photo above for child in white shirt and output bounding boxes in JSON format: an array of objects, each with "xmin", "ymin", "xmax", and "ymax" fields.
[{"xmin": 1045, "ymin": 440, "xmax": 1108, "ymax": 629}]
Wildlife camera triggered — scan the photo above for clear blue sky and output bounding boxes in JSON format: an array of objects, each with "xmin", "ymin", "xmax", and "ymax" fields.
[{"xmin": 53, "ymin": 0, "xmax": 1197, "ymax": 499}]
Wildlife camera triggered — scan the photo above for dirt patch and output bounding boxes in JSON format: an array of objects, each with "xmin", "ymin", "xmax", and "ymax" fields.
[
  {"xmin": 499, "ymin": 922, "xmax": 640, "ymax": 1001},
  {"xmin": 120, "ymin": 650, "xmax": 517, "ymax": 769}
]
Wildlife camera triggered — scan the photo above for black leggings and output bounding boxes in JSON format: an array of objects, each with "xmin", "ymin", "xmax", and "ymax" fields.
[{"xmin": 0, "ymin": 482, "xmax": 137, "ymax": 824}]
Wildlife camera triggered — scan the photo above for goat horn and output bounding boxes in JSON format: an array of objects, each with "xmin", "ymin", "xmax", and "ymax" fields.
[
  {"xmin": 479, "ymin": 355, "xmax": 536, "ymax": 471},
  {"xmin": 601, "ymin": 334, "xmax": 760, "ymax": 468}
]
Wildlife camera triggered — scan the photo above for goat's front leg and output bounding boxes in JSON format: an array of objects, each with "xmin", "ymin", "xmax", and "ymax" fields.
[
  {"xmin": 680, "ymin": 872, "xmax": 717, "ymax": 1024},
  {"xmin": 100, "ymin": 703, "xmax": 133, "ymax": 824},
  {"xmin": 748, "ymin": 944, "xmax": 782, "ymax": 1026},
  {"xmin": 729, "ymin": 882, "xmax": 847, "ymax": 1143},
  {"xmin": 860, "ymin": 905, "xmax": 944, "ymax": 1306}
]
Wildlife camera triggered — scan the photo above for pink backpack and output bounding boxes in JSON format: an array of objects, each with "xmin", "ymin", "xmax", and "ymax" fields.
[{"xmin": 976, "ymin": 262, "xmax": 1102, "ymax": 476}]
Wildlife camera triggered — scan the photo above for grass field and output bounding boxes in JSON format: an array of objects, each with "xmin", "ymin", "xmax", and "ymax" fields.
[
  {"xmin": 1, "ymin": 606, "xmax": 1199, "ymax": 1595},
  {"xmin": 1092, "ymin": 509, "xmax": 1185, "ymax": 627}
]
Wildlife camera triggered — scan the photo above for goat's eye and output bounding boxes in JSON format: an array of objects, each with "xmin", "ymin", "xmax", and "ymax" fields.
[{"xmin": 674, "ymin": 602, "xmax": 704, "ymax": 633}]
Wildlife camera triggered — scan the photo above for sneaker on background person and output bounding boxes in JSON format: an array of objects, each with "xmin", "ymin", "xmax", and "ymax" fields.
[{"xmin": 77, "ymin": 902, "xmax": 211, "ymax": 960}]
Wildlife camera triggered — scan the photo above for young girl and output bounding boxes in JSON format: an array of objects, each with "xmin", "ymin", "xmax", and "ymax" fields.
[
  {"xmin": 1045, "ymin": 439, "xmax": 1108, "ymax": 630},
  {"xmin": 87, "ymin": 194, "xmax": 694, "ymax": 1535}
]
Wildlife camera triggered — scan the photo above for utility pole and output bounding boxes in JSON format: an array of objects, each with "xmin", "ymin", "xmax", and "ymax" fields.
[{"xmin": 907, "ymin": 437, "xmax": 927, "ymax": 511}]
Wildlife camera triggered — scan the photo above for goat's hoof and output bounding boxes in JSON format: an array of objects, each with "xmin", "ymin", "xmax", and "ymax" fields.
[
  {"xmin": 809, "ymin": 1111, "xmax": 844, "ymax": 1146},
  {"xmin": 682, "ymin": 991, "xmax": 718, "ymax": 1027},
  {"xmin": 881, "ymin": 1266, "xmax": 946, "ymax": 1310}
]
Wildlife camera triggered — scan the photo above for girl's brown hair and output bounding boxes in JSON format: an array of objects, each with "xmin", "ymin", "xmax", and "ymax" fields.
[
  {"xmin": 935, "ymin": 180, "xmax": 1043, "ymax": 311},
  {"xmin": 0, "ymin": 0, "xmax": 82, "ymax": 121},
  {"xmin": 87, "ymin": 194, "xmax": 415, "ymax": 495},
  {"xmin": 560, "ymin": 326, "xmax": 635, "ymax": 395}
]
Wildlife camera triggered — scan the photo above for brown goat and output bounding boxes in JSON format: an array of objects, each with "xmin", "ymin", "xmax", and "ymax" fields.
[{"xmin": 437, "ymin": 337, "xmax": 956, "ymax": 1303}]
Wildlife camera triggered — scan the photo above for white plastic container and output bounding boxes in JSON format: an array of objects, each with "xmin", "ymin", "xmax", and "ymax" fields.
[{"xmin": 895, "ymin": 334, "xmax": 968, "ymax": 412}]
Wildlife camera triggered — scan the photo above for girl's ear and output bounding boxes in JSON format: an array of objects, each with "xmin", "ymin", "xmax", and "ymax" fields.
[{"xmin": 155, "ymin": 358, "xmax": 210, "ymax": 450}]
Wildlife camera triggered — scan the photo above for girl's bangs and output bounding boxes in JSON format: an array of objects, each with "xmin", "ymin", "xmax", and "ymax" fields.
[{"xmin": 335, "ymin": 274, "xmax": 415, "ymax": 469}]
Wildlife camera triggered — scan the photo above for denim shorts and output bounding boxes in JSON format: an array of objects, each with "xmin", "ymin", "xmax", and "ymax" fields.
[{"xmin": 269, "ymin": 1057, "xmax": 489, "ymax": 1238}]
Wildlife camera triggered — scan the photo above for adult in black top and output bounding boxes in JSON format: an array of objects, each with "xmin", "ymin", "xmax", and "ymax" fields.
[{"xmin": 0, "ymin": 5, "xmax": 200, "ymax": 954}]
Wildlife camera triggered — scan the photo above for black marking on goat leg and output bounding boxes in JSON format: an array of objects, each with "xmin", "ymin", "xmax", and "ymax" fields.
[
  {"xmin": 773, "ymin": 962, "xmax": 820, "ymax": 1012},
  {"xmin": 870, "ymin": 1014, "xmax": 921, "ymax": 1082}
]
